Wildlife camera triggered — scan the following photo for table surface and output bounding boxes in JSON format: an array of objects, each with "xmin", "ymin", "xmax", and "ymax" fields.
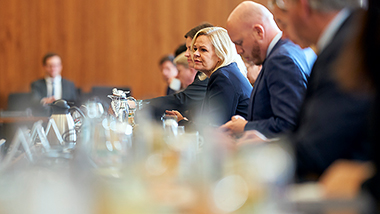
[{"xmin": 0, "ymin": 117, "xmax": 48, "ymax": 124}]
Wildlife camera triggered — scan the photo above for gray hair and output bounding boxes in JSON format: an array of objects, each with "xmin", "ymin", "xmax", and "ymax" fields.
[{"xmin": 308, "ymin": 0, "xmax": 362, "ymax": 12}]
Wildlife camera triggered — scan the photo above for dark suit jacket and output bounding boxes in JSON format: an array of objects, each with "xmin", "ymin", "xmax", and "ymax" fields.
[
  {"xmin": 201, "ymin": 62, "xmax": 252, "ymax": 126},
  {"xmin": 245, "ymin": 39, "xmax": 311, "ymax": 138},
  {"xmin": 31, "ymin": 78, "xmax": 77, "ymax": 116},
  {"xmin": 145, "ymin": 72, "xmax": 209, "ymax": 120},
  {"xmin": 291, "ymin": 11, "xmax": 372, "ymax": 179}
]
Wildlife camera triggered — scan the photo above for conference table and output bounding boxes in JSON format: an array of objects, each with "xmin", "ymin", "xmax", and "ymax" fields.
[{"xmin": 0, "ymin": 111, "xmax": 374, "ymax": 214}]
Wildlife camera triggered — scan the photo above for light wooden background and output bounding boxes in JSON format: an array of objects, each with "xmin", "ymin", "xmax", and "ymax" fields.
[{"xmin": 0, "ymin": 0, "xmax": 267, "ymax": 110}]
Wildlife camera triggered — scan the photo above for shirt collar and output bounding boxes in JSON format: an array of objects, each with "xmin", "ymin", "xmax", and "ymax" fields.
[
  {"xmin": 266, "ymin": 32, "xmax": 283, "ymax": 57},
  {"xmin": 317, "ymin": 8, "xmax": 350, "ymax": 53},
  {"xmin": 45, "ymin": 75, "xmax": 62, "ymax": 83}
]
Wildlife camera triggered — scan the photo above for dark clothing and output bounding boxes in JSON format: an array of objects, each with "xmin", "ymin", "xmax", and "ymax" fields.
[
  {"xmin": 31, "ymin": 78, "xmax": 77, "ymax": 116},
  {"xmin": 200, "ymin": 62, "xmax": 252, "ymax": 126},
  {"xmin": 291, "ymin": 12, "xmax": 372, "ymax": 179},
  {"xmin": 166, "ymin": 86, "xmax": 176, "ymax": 96},
  {"xmin": 245, "ymin": 39, "xmax": 312, "ymax": 138},
  {"xmin": 145, "ymin": 72, "xmax": 209, "ymax": 120}
]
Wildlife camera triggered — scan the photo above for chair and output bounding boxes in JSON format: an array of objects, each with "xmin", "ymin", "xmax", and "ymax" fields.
[{"xmin": 7, "ymin": 92, "xmax": 32, "ymax": 111}]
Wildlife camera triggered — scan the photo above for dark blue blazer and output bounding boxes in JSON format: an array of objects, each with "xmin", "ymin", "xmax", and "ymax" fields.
[
  {"xmin": 245, "ymin": 39, "xmax": 311, "ymax": 138},
  {"xmin": 201, "ymin": 62, "xmax": 252, "ymax": 126},
  {"xmin": 291, "ymin": 12, "xmax": 372, "ymax": 178},
  {"xmin": 31, "ymin": 78, "xmax": 77, "ymax": 115}
]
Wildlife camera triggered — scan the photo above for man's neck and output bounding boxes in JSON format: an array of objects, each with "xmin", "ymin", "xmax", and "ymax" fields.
[
  {"xmin": 311, "ymin": 11, "xmax": 341, "ymax": 47},
  {"xmin": 315, "ymin": 9, "xmax": 350, "ymax": 53}
]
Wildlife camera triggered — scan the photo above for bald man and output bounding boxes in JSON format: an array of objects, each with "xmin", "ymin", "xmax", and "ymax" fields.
[{"xmin": 221, "ymin": 1, "xmax": 313, "ymax": 138}]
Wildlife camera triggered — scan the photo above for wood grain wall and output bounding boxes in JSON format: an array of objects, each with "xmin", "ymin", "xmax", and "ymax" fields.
[{"xmin": 0, "ymin": 0, "xmax": 267, "ymax": 110}]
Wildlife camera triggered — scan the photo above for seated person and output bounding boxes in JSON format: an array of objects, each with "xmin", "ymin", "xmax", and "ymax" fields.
[
  {"xmin": 166, "ymin": 27, "xmax": 252, "ymax": 126},
  {"xmin": 159, "ymin": 55, "xmax": 180, "ymax": 95},
  {"xmin": 31, "ymin": 52, "xmax": 77, "ymax": 116},
  {"xmin": 173, "ymin": 52, "xmax": 198, "ymax": 90},
  {"xmin": 221, "ymin": 2, "xmax": 313, "ymax": 138},
  {"xmin": 144, "ymin": 23, "xmax": 213, "ymax": 120}
]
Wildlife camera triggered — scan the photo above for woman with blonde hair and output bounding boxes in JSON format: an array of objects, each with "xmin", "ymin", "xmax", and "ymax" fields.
[{"xmin": 167, "ymin": 27, "xmax": 252, "ymax": 126}]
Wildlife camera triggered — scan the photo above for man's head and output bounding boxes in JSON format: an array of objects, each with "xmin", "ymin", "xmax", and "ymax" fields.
[
  {"xmin": 43, "ymin": 52, "xmax": 62, "ymax": 78},
  {"xmin": 226, "ymin": 1, "xmax": 281, "ymax": 65},
  {"xmin": 159, "ymin": 55, "xmax": 178, "ymax": 84},
  {"xmin": 271, "ymin": 0, "xmax": 361, "ymax": 48},
  {"xmin": 174, "ymin": 52, "xmax": 197, "ymax": 88}
]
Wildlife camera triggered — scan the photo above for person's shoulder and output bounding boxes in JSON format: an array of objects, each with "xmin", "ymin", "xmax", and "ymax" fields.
[
  {"xmin": 273, "ymin": 39, "xmax": 304, "ymax": 57},
  {"xmin": 62, "ymin": 78, "xmax": 75, "ymax": 85},
  {"xmin": 215, "ymin": 62, "xmax": 240, "ymax": 76},
  {"xmin": 31, "ymin": 78, "xmax": 45, "ymax": 86}
]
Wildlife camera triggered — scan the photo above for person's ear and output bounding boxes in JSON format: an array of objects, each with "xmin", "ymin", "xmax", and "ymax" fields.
[
  {"xmin": 252, "ymin": 24, "xmax": 265, "ymax": 40},
  {"xmin": 299, "ymin": 0, "xmax": 312, "ymax": 18}
]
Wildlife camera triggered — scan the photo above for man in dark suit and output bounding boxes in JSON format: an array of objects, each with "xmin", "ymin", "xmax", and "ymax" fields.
[
  {"xmin": 31, "ymin": 53, "xmax": 77, "ymax": 116},
  {"xmin": 221, "ymin": 1, "xmax": 313, "ymax": 138},
  {"xmin": 266, "ymin": 0, "xmax": 371, "ymax": 179},
  {"xmin": 144, "ymin": 23, "xmax": 213, "ymax": 121}
]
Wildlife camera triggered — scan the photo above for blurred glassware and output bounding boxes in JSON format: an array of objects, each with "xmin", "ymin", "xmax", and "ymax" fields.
[
  {"xmin": 126, "ymin": 96, "xmax": 137, "ymax": 127},
  {"xmin": 86, "ymin": 101, "xmax": 104, "ymax": 119},
  {"xmin": 82, "ymin": 117, "xmax": 133, "ymax": 178},
  {"xmin": 108, "ymin": 88, "xmax": 130, "ymax": 123},
  {"xmin": 161, "ymin": 113, "xmax": 178, "ymax": 136}
]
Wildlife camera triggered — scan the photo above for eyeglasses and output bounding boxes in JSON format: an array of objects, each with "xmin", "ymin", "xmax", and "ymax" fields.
[{"xmin": 268, "ymin": 0, "xmax": 287, "ymax": 10}]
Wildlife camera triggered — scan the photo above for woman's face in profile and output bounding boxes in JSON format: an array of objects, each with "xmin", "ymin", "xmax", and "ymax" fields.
[{"xmin": 192, "ymin": 35, "xmax": 220, "ymax": 74}]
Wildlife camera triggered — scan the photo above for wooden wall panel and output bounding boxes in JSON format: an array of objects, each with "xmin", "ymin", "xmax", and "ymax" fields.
[{"xmin": 0, "ymin": 0, "xmax": 268, "ymax": 110}]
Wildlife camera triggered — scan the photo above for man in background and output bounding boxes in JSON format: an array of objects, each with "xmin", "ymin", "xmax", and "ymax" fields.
[
  {"xmin": 159, "ymin": 55, "xmax": 180, "ymax": 95},
  {"xmin": 31, "ymin": 52, "xmax": 77, "ymax": 116}
]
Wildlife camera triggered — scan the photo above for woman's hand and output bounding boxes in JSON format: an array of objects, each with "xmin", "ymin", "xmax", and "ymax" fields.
[{"xmin": 165, "ymin": 110, "xmax": 184, "ymax": 122}]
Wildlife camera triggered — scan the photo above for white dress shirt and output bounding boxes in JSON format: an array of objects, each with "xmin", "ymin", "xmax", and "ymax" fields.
[
  {"xmin": 45, "ymin": 75, "xmax": 62, "ymax": 99},
  {"xmin": 266, "ymin": 32, "xmax": 283, "ymax": 57}
]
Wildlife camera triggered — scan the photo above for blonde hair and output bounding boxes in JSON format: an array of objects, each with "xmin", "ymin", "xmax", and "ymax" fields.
[
  {"xmin": 173, "ymin": 52, "xmax": 188, "ymax": 68},
  {"xmin": 191, "ymin": 27, "xmax": 247, "ymax": 80}
]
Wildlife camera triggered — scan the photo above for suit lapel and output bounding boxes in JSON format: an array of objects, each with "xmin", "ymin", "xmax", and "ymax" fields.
[
  {"xmin": 42, "ymin": 79, "xmax": 48, "ymax": 97},
  {"xmin": 247, "ymin": 39, "xmax": 285, "ymax": 120},
  {"xmin": 247, "ymin": 66, "xmax": 264, "ymax": 119}
]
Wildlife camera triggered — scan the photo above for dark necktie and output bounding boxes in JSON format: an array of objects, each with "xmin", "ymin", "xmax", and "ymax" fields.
[{"xmin": 51, "ymin": 81, "xmax": 55, "ymax": 97}]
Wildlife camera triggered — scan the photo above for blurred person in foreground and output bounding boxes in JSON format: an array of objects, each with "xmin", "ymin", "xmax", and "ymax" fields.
[
  {"xmin": 31, "ymin": 52, "xmax": 77, "ymax": 116},
  {"xmin": 158, "ymin": 55, "xmax": 181, "ymax": 95},
  {"xmin": 237, "ymin": 0, "xmax": 372, "ymax": 180},
  {"xmin": 221, "ymin": 1, "xmax": 313, "ymax": 138},
  {"xmin": 144, "ymin": 23, "xmax": 213, "ymax": 121},
  {"xmin": 166, "ymin": 27, "xmax": 252, "ymax": 126},
  {"xmin": 312, "ymin": 0, "xmax": 380, "ymax": 208}
]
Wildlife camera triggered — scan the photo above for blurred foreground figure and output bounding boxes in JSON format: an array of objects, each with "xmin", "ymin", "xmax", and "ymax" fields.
[
  {"xmin": 31, "ymin": 53, "xmax": 77, "ymax": 116},
  {"xmin": 261, "ymin": 0, "xmax": 372, "ymax": 179},
  {"xmin": 329, "ymin": 0, "xmax": 380, "ymax": 209}
]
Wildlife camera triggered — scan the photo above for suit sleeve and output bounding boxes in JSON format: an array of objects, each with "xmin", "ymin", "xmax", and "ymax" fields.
[
  {"xmin": 244, "ymin": 55, "xmax": 308, "ymax": 138},
  {"xmin": 30, "ymin": 81, "xmax": 44, "ymax": 107},
  {"xmin": 144, "ymin": 76, "xmax": 208, "ymax": 120}
]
